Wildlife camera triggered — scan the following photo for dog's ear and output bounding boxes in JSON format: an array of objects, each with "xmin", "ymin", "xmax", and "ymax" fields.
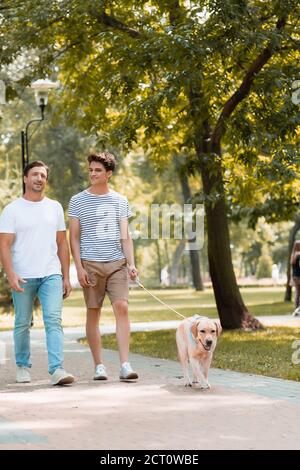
[
  {"xmin": 191, "ymin": 321, "xmax": 199, "ymax": 339},
  {"xmin": 214, "ymin": 321, "xmax": 222, "ymax": 337}
]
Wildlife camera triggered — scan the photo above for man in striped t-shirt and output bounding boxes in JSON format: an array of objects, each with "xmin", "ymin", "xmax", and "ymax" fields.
[{"xmin": 69, "ymin": 152, "xmax": 139, "ymax": 381}]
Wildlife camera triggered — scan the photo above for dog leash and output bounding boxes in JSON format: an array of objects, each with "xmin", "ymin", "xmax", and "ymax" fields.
[{"xmin": 133, "ymin": 279, "xmax": 187, "ymax": 320}]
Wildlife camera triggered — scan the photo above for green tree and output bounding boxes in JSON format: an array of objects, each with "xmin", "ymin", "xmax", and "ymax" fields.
[
  {"xmin": 173, "ymin": 154, "xmax": 204, "ymax": 290},
  {"xmin": 256, "ymin": 248, "xmax": 273, "ymax": 279},
  {"xmin": 30, "ymin": 122, "xmax": 90, "ymax": 210},
  {"xmin": 0, "ymin": 91, "xmax": 92, "ymax": 208},
  {"xmin": 0, "ymin": 175, "xmax": 20, "ymax": 309},
  {"xmin": 1, "ymin": 0, "xmax": 299, "ymax": 328}
]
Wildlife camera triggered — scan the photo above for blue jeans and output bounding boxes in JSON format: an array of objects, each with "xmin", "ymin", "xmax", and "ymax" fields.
[{"xmin": 12, "ymin": 274, "xmax": 64, "ymax": 375}]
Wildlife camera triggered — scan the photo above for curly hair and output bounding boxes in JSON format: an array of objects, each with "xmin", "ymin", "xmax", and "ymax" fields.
[{"xmin": 87, "ymin": 152, "xmax": 116, "ymax": 172}]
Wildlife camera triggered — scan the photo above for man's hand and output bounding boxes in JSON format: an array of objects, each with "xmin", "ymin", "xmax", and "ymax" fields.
[
  {"xmin": 8, "ymin": 273, "xmax": 27, "ymax": 292},
  {"xmin": 128, "ymin": 265, "xmax": 138, "ymax": 281},
  {"xmin": 77, "ymin": 267, "xmax": 91, "ymax": 287},
  {"xmin": 63, "ymin": 278, "xmax": 72, "ymax": 299}
]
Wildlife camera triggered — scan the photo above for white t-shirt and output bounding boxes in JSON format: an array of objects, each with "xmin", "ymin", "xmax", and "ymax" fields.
[{"xmin": 0, "ymin": 197, "xmax": 66, "ymax": 278}]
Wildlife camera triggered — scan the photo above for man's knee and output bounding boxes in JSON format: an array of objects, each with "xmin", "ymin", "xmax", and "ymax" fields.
[
  {"xmin": 113, "ymin": 299, "xmax": 128, "ymax": 315},
  {"xmin": 14, "ymin": 312, "xmax": 33, "ymax": 329},
  {"xmin": 44, "ymin": 313, "xmax": 62, "ymax": 330},
  {"xmin": 14, "ymin": 320, "xmax": 31, "ymax": 331},
  {"xmin": 86, "ymin": 308, "xmax": 101, "ymax": 327}
]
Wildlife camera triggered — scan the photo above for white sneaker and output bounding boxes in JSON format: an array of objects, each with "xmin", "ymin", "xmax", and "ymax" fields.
[
  {"xmin": 16, "ymin": 366, "xmax": 31, "ymax": 383},
  {"xmin": 51, "ymin": 368, "xmax": 75, "ymax": 386},
  {"xmin": 93, "ymin": 364, "xmax": 108, "ymax": 380},
  {"xmin": 119, "ymin": 362, "xmax": 138, "ymax": 380}
]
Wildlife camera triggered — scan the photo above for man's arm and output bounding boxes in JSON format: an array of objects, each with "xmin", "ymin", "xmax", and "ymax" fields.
[
  {"xmin": 120, "ymin": 219, "xmax": 138, "ymax": 280},
  {"xmin": 0, "ymin": 233, "xmax": 26, "ymax": 292},
  {"xmin": 56, "ymin": 230, "xmax": 72, "ymax": 298},
  {"xmin": 69, "ymin": 218, "xmax": 90, "ymax": 287}
]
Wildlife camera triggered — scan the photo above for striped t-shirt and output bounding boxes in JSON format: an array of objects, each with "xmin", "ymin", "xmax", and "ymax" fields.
[{"xmin": 68, "ymin": 190, "xmax": 132, "ymax": 262}]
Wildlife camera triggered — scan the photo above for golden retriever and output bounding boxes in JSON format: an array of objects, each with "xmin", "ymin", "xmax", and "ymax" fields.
[{"xmin": 176, "ymin": 315, "xmax": 222, "ymax": 389}]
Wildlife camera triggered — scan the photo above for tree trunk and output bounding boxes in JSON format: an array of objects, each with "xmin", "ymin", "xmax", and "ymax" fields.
[
  {"xmin": 154, "ymin": 239, "xmax": 162, "ymax": 283},
  {"xmin": 187, "ymin": 85, "xmax": 261, "ymax": 329},
  {"xmin": 170, "ymin": 239, "xmax": 186, "ymax": 285},
  {"xmin": 164, "ymin": 239, "xmax": 171, "ymax": 267},
  {"xmin": 197, "ymin": 141, "xmax": 262, "ymax": 329},
  {"xmin": 284, "ymin": 214, "xmax": 300, "ymax": 301},
  {"xmin": 189, "ymin": 249, "xmax": 204, "ymax": 291},
  {"xmin": 173, "ymin": 155, "xmax": 204, "ymax": 291}
]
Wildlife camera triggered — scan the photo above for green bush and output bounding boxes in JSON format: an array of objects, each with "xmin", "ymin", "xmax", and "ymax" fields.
[
  {"xmin": 0, "ymin": 269, "xmax": 12, "ymax": 311},
  {"xmin": 256, "ymin": 253, "xmax": 273, "ymax": 279},
  {"xmin": 0, "ymin": 176, "xmax": 20, "ymax": 312}
]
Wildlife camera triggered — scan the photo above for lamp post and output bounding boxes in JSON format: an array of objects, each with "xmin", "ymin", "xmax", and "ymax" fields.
[{"xmin": 21, "ymin": 78, "xmax": 59, "ymax": 193}]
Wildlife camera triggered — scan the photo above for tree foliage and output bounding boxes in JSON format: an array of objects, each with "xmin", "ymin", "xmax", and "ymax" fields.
[
  {"xmin": 1, "ymin": 0, "xmax": 299, "ymax": 327},
  {"xmin": 0, "ymin": 175, "xmax": 20, "ymax": 307},
  {"xmin": 1, "ymin": 0, "xmax": 299, "ymax": 217}
]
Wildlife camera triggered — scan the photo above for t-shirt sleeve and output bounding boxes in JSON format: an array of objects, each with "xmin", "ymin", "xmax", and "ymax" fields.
[
  {"xmin": 0, "ymin": 206, "xmax": 16, "ymax": 233},
  {"xmin": 120, "ymin": 197, "xmax": 132, "ymax": 219},
  {"xmin": 68, "ymin": 196, "xmax": 79, "ymax": 219},
  {"xmin": 56, "ymin": 203, "xmax": 66, "ymax": 231}
]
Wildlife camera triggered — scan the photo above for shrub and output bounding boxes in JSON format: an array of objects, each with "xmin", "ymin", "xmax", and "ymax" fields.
[
  {"xmin": 256, "ymin": 253, "xmax": 273, "ymax": 279},
  {"xmin": 0, "ymin": 176, "xmax": 20, "ymax": 312}
]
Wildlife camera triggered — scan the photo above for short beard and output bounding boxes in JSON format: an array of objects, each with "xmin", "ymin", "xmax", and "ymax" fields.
[{"xmin": 31, "ymin": 186, "xmax": 43, "ymax": 193}]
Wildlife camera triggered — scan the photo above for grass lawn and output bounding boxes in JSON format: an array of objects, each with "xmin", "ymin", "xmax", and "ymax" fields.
[
  {"xmin": 60, "ymin": 285, "xmax": 295, "ymax": 327},
  {"xmin": 0, "ymin": 286, "xmax": 296, "ymax": 329},
  {"xmin": 98, "ymin": 326, "xmax": 300, "ymax": 382}
]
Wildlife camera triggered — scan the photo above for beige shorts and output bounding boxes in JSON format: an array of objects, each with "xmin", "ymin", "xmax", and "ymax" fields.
[{"xmin": 81, "ymin": 259, "xmax": 129, "ymax": 308}]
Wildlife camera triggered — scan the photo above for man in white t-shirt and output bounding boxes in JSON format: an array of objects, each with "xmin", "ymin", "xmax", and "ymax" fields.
[
  {"xmin": 69, "ymin": 152, "xmax": 139, "ymax": 381},
  {"xmin": 0, "ymin": 161, "xmax": 74, "ymax": 386}
]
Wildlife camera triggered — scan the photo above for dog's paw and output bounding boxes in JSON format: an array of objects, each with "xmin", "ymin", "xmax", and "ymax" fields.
[
  {"xmin": 198, "ymin": 381, "xmax": 210, "ymax": 390},
  {"xmin": 184, "ymin": 382, "xmax": 192, "ymax": 388}
]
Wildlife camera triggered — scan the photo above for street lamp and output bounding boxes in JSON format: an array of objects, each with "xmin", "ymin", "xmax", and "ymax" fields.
[{"xmin": 21, "ymin": 78, "xmax": 59, "ymax": 193}]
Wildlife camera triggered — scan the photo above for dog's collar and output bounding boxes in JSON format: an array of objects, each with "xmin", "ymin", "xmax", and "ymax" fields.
[
  {"xmin": 190, "ymin": 329, "xmax": 198, "ymax": 346},
  {"xmin": 189, "ymin": 314, "xmax": 206, "ymax": 323}
]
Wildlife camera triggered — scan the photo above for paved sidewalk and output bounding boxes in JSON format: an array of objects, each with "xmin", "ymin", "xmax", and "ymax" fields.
[{"xmin": 0, "ymin": 319, "xmax": 299, "ymax": 450}]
